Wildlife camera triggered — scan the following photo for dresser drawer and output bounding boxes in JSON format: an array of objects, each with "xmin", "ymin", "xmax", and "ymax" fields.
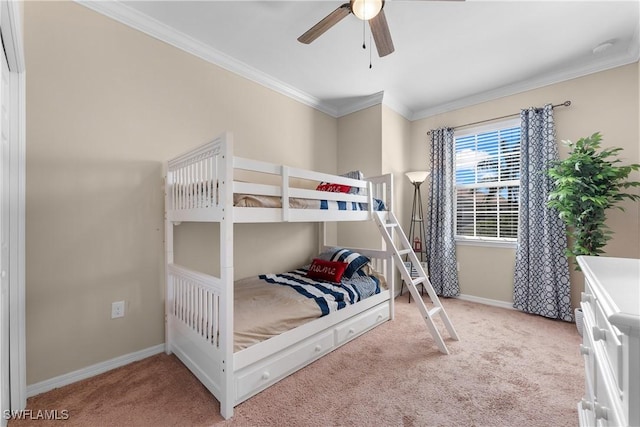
[
  {"xmin": 580, "ymin": 302, "xmax": 596, "ymax": 400},
  {"xmin": 235, "ymin": 330, "xmax": 334, "ymax": 402},
  {"xmin": 594, "ymin": 356, "xmax": 625, "ymax": 427},
  {"xmin": 334, "ymin": 304, "xmax": 389, "ymax": 346},
  {"xmin": 592, "ymin": 299, "xmax": 623, "ymax": 391}
]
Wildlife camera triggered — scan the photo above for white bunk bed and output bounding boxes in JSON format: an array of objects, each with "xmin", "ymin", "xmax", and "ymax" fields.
[{"xmin": 164, "ymin": 132, "xmax": 397, "ymax": 419}]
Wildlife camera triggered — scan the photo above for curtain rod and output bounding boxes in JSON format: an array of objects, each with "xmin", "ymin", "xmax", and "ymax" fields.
[{"xmin": 426, "ymin": 100, "xmax": 571, "ymax": 135}]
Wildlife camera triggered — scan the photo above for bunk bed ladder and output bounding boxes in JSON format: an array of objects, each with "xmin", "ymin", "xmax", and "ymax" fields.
[{"xmin": 374, "ymin": 211, "xmax": 459, "ymax": 354}]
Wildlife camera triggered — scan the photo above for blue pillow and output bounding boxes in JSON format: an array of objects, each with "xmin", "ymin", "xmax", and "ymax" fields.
[
  {"xmin": 317, "ymin": 247, "xmax": 370, "ymax": 279},
  {"xmin": 340, "ymin": 171, "xmax": 364, "ymax": 195}
]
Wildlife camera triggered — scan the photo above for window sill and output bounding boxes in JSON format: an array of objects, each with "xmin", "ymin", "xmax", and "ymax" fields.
[{"xmin": 455, "ymin": 237, "xmax": 517, "ymax": 249}]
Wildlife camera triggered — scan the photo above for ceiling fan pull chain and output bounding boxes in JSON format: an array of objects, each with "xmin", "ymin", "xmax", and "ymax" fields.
[
  {"xmin": 362, "ymin": 18, "xmax": 366, "ymax": 49},
  {"xmin": 369, "ymin": 33, "xmax": 373, "ymax": 69}
]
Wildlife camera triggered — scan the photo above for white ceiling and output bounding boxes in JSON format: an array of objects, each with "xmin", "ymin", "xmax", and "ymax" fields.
[{"xmin": 82, "ymin": 0, "xmax": 639, "ymax": 120}]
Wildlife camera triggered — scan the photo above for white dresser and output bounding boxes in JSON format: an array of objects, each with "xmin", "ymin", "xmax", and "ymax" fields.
[{"xmin": 577, "ymin": 256, "xmax": 640, "ymax": 427}]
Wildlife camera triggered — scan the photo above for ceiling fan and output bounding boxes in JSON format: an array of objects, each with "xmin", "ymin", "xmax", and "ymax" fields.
[
  {"xmin": 298, "ymin": 0, "xmax": 394, "ymax": 57},
  {"xmin": 297, "ymin": 0, "xmax": 464, "ymax": 58}
]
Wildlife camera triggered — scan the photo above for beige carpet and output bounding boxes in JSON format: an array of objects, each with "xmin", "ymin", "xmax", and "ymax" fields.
[{"xmin": 10, "ymin": 297, "xmax": 583, "ymax": 427}]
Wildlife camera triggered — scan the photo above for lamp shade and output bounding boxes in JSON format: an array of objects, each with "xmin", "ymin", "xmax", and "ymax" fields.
[
  {"xmin": 351, "ymin": 0, "xmax": 383, "ymax": 20},
  {"xmin": 405, "ymin": 171, "xmax": 430, "ymax": 184}
]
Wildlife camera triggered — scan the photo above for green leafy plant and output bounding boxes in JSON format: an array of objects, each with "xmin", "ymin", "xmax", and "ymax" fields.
[{"xmin": 547, "ymin": 132, "xmax": 640, "ymax": 261}]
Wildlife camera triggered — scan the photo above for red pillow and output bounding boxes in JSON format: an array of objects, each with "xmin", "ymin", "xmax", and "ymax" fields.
[
  {"xmin": 306, "ymin": 259, "xmax": 347, "ymax": 283},
  {"xmin": 316, "ymin": 182, "xmax": 352, "ymax": 193}
]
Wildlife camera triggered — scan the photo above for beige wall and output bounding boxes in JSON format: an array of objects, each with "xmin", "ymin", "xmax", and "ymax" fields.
[
  {"xmin": 381, "ymin": 105, "xmax": 412, "ymax": 231},
  {"xmin": 334, "ymin": 104, "xmax": 412, "ymax": 251},
  {"xmin": 336, "ymin": 105, "xmax": 382, "ymax": 249},
  {"xmin": 410, "ymin": 63, "xmax": 640, "ymax": 308},
  {"xmin": 24, "ymin": 1, "xmax": 337, "ymax": 384},
  {"xmin": 337, "ymin": 105, "xmax": 382, "ymax": 178}
]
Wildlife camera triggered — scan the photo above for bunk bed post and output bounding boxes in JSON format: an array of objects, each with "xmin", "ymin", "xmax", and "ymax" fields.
[
  {"xmin": 387, "ymin": 175, "xmax": 395, "ymax": 321},
  {"xmin": 219, "ymin": 132, "xmax": 235, "ymax": 419},
  {"xmin": 281, "ymin": 166, "xmax": 290, "ymax": 222},
  {"xmin": 163, "ymin": 167, "xmax": 174, "ymax": 354}
]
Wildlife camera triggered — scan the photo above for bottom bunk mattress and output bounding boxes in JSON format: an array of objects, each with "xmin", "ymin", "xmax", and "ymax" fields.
[{"xmin": 234, "ymin": 259, "xmax": 385, "ymax": 352}]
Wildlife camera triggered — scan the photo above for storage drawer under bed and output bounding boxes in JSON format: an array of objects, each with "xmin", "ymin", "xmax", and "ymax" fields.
[
  {"xmin": 235, "ymin": 330, "xmax": 334, "ymax": 403},
  {"xmin": 335, "ymin": 303, "xmax": 389, "ymax": 345},
  {"xmin": 234, "ymin": 302, "xmax": 390, "ymax": 404}
]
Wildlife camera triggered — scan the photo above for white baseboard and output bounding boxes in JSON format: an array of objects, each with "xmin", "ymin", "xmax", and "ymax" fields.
[
  {"xmin": 456, "ymin": 294, "xmax": 515, "ymax": 310},
  {"xmin": 26, "ymin": 344, "xmax": 165, "ymax": 398}
]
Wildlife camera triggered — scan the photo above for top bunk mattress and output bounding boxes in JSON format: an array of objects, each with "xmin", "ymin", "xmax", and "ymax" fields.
[{"xmin": 233, "ymin": 193, "xmax": 386, "ymax": 211}]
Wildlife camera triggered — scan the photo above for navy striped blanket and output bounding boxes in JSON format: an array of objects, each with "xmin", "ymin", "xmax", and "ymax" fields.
[{"xmin": 258, "ymin": 267, "xmax": 380, "ymax": 316}]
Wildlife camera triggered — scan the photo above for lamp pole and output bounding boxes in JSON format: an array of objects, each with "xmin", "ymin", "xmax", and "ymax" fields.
[
  {"xmin": 405, "ymin": 171, "xmax": 429, "ymax": 263},
  {"xmin": 408, "ymin": 180, "xmax": 425, "ymax": 262}
]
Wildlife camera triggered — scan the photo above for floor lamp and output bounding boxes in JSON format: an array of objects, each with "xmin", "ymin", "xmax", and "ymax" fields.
[{"xmin": 403, "ymin": 171, "xmax": 430, "ymax": 301}]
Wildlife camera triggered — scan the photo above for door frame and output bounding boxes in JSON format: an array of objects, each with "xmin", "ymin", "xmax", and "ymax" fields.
[{"xmin": 0, "ymin": 0, "xmax": 26, "ymax": 419}]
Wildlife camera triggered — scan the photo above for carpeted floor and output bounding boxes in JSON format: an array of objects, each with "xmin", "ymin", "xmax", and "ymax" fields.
[{"xmin": 10, "ymin": 296, "xmax": 583, "ymax": 427}]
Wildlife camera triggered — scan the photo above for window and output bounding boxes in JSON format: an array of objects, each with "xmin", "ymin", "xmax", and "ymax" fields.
[{"xmin": 454, "ymin": 120, "xmax": 521, "ymax": 245}]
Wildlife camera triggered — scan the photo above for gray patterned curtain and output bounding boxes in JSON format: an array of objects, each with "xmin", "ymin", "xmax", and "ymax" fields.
[
  {"xmin": 513, "ymin": 105, "xmax": 572, "ymax": 321},
  {"xmin": 426, "ymin": 128, "xmax": 460, "ymax": 297}
]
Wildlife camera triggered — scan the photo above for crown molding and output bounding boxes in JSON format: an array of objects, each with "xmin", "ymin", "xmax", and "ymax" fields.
[
  {"xmin": 411, "ymin": 45, "xmax": 640, "ymax": 121},
  {"xmin": 75, "ymin": 0, "xmax": 340, "ymax": 118},
  {"xmin": 335, "ymin": 91, "xmax": 385, "ymax": 117},
  {"xmin": 381, "ymin": 91, "xmax": 413, "ymax": 121}
]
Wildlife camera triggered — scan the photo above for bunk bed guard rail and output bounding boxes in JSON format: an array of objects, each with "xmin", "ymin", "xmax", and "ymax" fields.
[{"xmin": 165, "ymin": 133, "xmax": 382, "ymax": 223}]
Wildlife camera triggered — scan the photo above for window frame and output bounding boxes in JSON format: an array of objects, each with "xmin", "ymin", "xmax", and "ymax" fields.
[{"xmin": 453, "ymin": 118, "xmax": 521, "ymax": 248}]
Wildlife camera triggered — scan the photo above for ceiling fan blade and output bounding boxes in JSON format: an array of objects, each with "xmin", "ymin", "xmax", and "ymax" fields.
[
  {"xmin": 298, "ymin": 3, "xmax": 351, "ymax": 44},
  {"xmin": 369, "ymin": 9, "xmax": 394, "ymax": 57}
]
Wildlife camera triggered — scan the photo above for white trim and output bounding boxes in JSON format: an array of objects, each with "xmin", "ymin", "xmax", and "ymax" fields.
[
  {"xmin": 3, "ymin": 1, "xmax": 24, "ymax": 74},
  {"xmin": 455, "ymin": 237, "xmax": 517, "ymax": 249},
  {"xmin": 26, "ymin": 345, "xmax": 165, "ymax": 398},
  {"xmin": 411, "ymin": 48, "xmax": 640, "ymax": 121},
  {"xmin": 8, "ymin": 67, "xmax": 26, "ymax": 413},
  {"xmin": 455, "ymin": 294, "xmax": 514, "ymax": 311},
  {"xmin": 0, "ymin": 0, "xmax": 26, "ymax": 415},
  {"xmin": 454, "ymin": 117, "xmax": 521, "ymax": 138},
  {"xmin": 381, "ymin": 91, "xmax": 413, "ymax": 121},
  {"xmin": 335, "ymin": 91, "xmax": 384, "ymax": 117}
]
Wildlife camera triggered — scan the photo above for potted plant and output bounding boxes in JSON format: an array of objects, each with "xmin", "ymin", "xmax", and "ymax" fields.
[
  {"xmin": 547, "ymin": 132, "xmax": 639, "ymax": 334},
  {"xmin": 547, "ymin": 132, "xmax": 640, "ymax": 262}
]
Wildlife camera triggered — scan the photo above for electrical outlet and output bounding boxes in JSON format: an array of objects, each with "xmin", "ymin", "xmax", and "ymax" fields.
[{"xmin": 111, "ymin": 301, "xmax": 125, "ymax": 319}]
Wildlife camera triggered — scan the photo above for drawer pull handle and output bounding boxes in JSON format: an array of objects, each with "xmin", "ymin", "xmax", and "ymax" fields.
[
  {"xmin": 348, "ymin": 328, "xmax": 355, "ymax": 335},
  {"xmin": 314, "ymin": 345, "xmax": 322, "ymax": 352},
  {"xmin": 261, "ymin": 372, "xmax": 270, "ymax": 381},
  {"xmin": 594, "ymin": 403, "xmax": 608, "ymax": 420},
  {"xmin": 376, "ymin": 314, "xmax": 383, "ymax": 321},
  {"xmin": 579, "ymin": 344, "xmax": 590, "ymax": 356},
  {"xmin": 581, "ymin": 292, "xmax": 593, "ymax": 303},
  {"xmin": 581, "ymin": 398, "xmax": 594, "ymax": 411},
  {"xmin": 592, "ymin": 326, "xmax": 607, "ymax": 342}
]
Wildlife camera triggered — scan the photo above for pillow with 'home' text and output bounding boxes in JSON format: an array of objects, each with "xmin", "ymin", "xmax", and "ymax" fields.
[
  {"xmin": 316, "ymin": 182, "xmax": 352, "ymax": 193},
  {"xmin": 315, "ymin": 170, "xmax": 365, "ymax": 195},
  {"xmin": 306, "ymin": 259, "xmax": 348, "ymax": 283}
]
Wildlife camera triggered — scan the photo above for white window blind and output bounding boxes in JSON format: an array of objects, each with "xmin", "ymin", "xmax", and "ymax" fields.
[{"xmin": 455, "ymin": 121, "xmax": 521, "ymax": 241}]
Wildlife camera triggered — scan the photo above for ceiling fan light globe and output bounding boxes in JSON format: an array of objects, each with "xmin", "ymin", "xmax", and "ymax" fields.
[{"xmin": 351, "ymin": 0, "xmax": 383, "ymax": 21}]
